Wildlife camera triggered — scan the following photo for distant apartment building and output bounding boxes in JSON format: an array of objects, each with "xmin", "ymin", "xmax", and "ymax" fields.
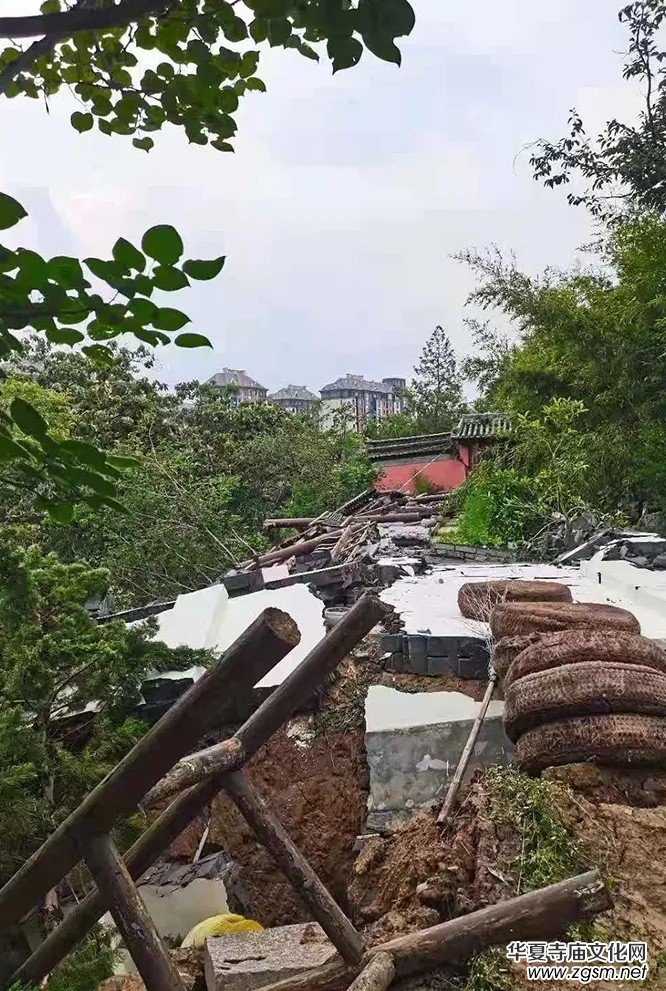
[
  {"xmin": 320, "ymin": 374, "xmax": 405, "ymax": 432},
  {"xmin": 267, "ymin": 385, "xmax": 319, "ymax": 414},
  {"xmin": 206, "ymin": 368, "xmax": 267, "ymax": 405}
]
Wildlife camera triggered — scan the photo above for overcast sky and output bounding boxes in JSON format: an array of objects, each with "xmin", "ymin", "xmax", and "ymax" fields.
[{"xmin": 0, "ymin": 0, "xmax": 640, "ymax": 391}]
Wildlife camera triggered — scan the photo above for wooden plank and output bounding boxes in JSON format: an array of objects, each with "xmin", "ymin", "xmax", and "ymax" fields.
[
  {"xmin": 265, "ymin": 518, "xmax": 317, "ymax": 529},
  {"xmin": 252, "ymin": 870, "xmax": 611, "ymax": 991},
  {"xmin": 149, "ymin": 593, "xmax": 386, "ymax": 804},
  {"xmin": 0, "ymin": 608, "xmax": 300, "ymax": 930},
  {"xmin": 84, "ymin": 833, "xmax": 185, "ymax": 991},
  {"xmin": 224, "ymin": 769, "xmax": 364, "ymax": 965},
  {"xmin": 346, "ymin": 953, "xmax": 394, "ymax": 991},
  {"xmin": 436, "ymin": 673, "xmax": 498, "ymax": 827}
]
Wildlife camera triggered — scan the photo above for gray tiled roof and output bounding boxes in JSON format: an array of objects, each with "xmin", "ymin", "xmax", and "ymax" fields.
[
  {"xmin": 268, "ymin": 385, "xmax": 319, "ymax": 402},
  {"xmin": 320, "ymin": 374, "xmax": 394, "ymax": 395},
  {"xmin": 207, "ymin": 368, "xmax": 267, "ymax": 391},
  {"xmin": 451, "ymin": 413, "xmax": 512, "ymax": 440},
  {"xmin": 366, "ymin": 433, "xmax": 455, "ymax": 461}
]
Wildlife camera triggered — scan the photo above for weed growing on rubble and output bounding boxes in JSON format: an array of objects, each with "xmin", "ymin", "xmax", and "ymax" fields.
[
  {"xmin": 485, "ymin": 767, "xmax": 586, "ymax": 894},
  {"xmin": 463, "ymin": 949, "xmax": 511, "ymax": 991}
]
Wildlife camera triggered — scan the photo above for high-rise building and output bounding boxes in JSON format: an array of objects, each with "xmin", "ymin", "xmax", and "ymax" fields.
[
  {"xmin": 319, "ymin": 374, "xmax": 404, "ymax": 432},
  {"xmin": 267, "ymin": 385, "xmax": 319, "ymax": 414},
  {"xmin": 206, "ymin": 368, "xmax": 267, "ymax": 405}
]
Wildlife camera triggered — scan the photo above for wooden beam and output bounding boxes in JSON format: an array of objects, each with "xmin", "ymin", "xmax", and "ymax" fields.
[
  {"xmin": 224, "ymin": 770, "xmax": 364, "ymax": 965},
  {"xmin": 437, "ymin": 673, "xmax": 497, "ymax": 827},
  {"xmin": 10, "ymin": 593, "xmax": 386, "ymax": 985},
  {"xmin": 251, "ymin": 870, "xmax": 611, "ymax": 991},
  {"xmin": 84, "ymin": 833, "xmax": 185, "ymax": 991},
  {"xmin": 148, "ymin": 593, "xmax": 386, "ymax": 804},
  {"xmin": 346, "ymin": 953, "xmax": 394, "ymax": 991},
  {"xmin": 265, "ymin": 518, "xmax": 317, "ymax": 530},
  {"xmin": 0, "ymin": 608, "xmax": 300, "ymax": 931}
]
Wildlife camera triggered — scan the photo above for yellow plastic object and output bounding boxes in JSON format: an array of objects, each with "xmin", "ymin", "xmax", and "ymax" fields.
[{"xmin": 181, "ymin": 913, "xmax": 264, "ymax": 948}]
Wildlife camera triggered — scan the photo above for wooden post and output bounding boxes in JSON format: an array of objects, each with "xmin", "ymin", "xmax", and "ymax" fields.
[
  {"xmin": 346, "ymin": 953, "xmax": 394, "ymax": 991},
  {"xmin": 0, "ymin": 608, "xmax": 300, "ymax": 931},
  {"xmin": 84, "ymin": 833, "xmax": 185, "ymax": 991},
  {"xmin": 149, "ymin": 593, "xmax": 387, "ymax": 804},
  {"xmin": 437, "ymin": 673, "xmax": 497, "ymax": 827},
  {"xmin": 264, "ymin": 518, "xmax": 317, "ymax": 529},
  {"xmin": 251, "ymin": 870, "xmax": 611, "ymax": 991},
  {"xmin": 224, "ymin": 769, "xmax": 364, "ymax": 965},
  {"xmin": 8, "ymin": 594, "xmax": 385, "ymax": 985}
]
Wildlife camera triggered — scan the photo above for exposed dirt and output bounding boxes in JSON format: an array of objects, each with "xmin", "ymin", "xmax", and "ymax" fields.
[
  {"xmin": 174, "ymin": 722, "xmax": 370, "ymax": 927},
  {"xmin": 544, "ymin": 762, "xmax": 666, "ymax": 808},
  {"xmin": 99, "ymin": 949, "xmax": 204, "ymax": 991}
]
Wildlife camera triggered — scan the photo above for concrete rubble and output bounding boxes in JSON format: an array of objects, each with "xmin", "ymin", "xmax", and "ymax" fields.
[
  {"xmin": 83, "ymin": 491, "xmax": 666, "ymax": 989},
  {"xmin": 204, "ymin": 923, "xmax": 337, "ymax": 991}
]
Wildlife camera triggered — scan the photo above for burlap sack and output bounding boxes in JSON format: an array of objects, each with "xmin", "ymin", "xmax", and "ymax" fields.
[
  {"xmin": 504, "ymin": 660, "xmax": 666, "ymax": 742},
  {"xmin": 490, "ymin": 601, "xmax": 639, "ymax": 640},
  {"xmin": 515, "ymin": 713, "xmax": 666, "ymax": 774},
  {"xmin": 457, "ymin": 580, "xmax": 573, "ymax": 622},
  {"xmin": 505, "ymin": 630, "xmax": 666, "ymax": 689}
]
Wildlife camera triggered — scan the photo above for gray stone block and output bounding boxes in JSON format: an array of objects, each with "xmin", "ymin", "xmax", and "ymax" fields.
[
  {"xmin": 378, "ymin": 633, "xmax": 404, "ymax": 654},
  {"xmin": 383, "ymin": 651, "xmax": 405, "ymax": 673},
  {"xmin": 406, "ymin": 635, "xmax": 428, "ymax": 674},
  {"xmin": 426, "ymin": 636, "xmax": 457, "ymax": 658},
  {"xmin": 427, "ymin": 654, "xmax": 456, "ymax": 676},
  {"xmin": 223, "ymin": 571, "xmax": 265, "ymax": 596},
  {"xmin": 204, "ymin": 923, "xmax": 337, "ymax": 991},
  {"xmin": 456, "ymin": 654, "xmax": 490, "ymax": 679}
]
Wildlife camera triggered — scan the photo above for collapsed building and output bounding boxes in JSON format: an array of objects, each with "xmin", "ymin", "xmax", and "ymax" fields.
[{"xmin": 3, "ymin": 489, "xmax": 666, "ymax": 991}]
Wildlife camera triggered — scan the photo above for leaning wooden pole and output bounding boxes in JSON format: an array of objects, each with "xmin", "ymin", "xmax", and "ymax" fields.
[
  {"xmin": 0, "ymin": 608, "xmax": 300, "ymax": 932},
  {"xmin": 345, "ymin": 953, "xmax": 395, "ymax": 991},
  {"xmin": 437, "ymin": 671, "xmax": 497, "ymax": 827},
  {"xmin": 84, "ymin": 833, "xmax": 185, "ymax": 991},
  {"xmin": 9, "ymin": 594, "xmax": 386, "ymax": 987},
  {"xmin": 252, "ymin": 870, "xmax": 611, "ymax": 991},
  {"xmin": 148, "ymin": 592, "xmax": 387, "ymax": 805},
  {"xmin": 224, "ymin": 770, "xmax": 364, "ymax": 964}
]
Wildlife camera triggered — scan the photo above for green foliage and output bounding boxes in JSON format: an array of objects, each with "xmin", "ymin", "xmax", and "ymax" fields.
[
  {"xmin": 7, "ymin": 933, "xmax": 117, "ymax": 991},
  {"xmin": 0, "ymin": 0, "xmax": 415, "ymax": 151},
  {"xmin": 0, "ymin": 537, "xmax": 211, "ymax": 885},
  {"xmin": 448, "ymin": 462, "xmax": 543, "ymax": 547},
  {"xmin": 460, "ymin": 214, "xmax": 666, "ymax": 517},
  {"xmin": 0, "ymin": 340, "xmax": 375, "ymax": 605},
  {"xmin": 463, "ymin": 949, "xmax": 511, "ymax": 991},
  {"xmin": 531, "ymin": 1, "xmax": 666, "ymax": 219},
  {"xmin": 406, "ymin": 324, "xmax": 467, "ymax": 434},
  {"xmin": 0, "ymin": 0, "xmax": 414, "ymax": 511},
  {"xmin": 485, "ymin": 767, "xmax": 586, "ymax": 894}
]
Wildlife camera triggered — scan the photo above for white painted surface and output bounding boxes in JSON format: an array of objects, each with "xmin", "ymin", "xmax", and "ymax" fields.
[
  {"xmin": 380, "ymin": 563, "xmax": 579, "ymax": 638},
  {"xmin": 365, "ymin": 684, "xmax": 504, "ymax": 732},
  {"xmin": 136, "ymin": 582, "xmax": 325, "ymax": 687},
  {"xmin": 380, "ymin": 559, "xmax": 666, "ymax": 642},
  {"xmin": 109, "ymin": 878, "xmax": 230, "ymax": 974}
]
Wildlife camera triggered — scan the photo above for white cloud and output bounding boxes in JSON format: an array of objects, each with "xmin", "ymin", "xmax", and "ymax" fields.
[{"xmin": 0, "ymin": 0, "xmax": 642, "ymax": 388}]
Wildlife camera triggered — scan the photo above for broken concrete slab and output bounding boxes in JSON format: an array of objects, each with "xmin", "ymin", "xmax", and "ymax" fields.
[
  {"xmin": 364, "ymin": 686, "xmax": 511, "ymax": 831},
  {"xmin": 204, "ymin": 923, "xmax": 338, "ymax": 991}
]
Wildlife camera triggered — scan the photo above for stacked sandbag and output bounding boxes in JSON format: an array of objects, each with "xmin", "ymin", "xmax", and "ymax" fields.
[
  {"xmin": 500, "ymin": 627, "xmax": 666, "ymax": 774},
  {"xmin": 458, "ymin": 580, "xmax": 573, "ymax": 622},
  {"xmin": 490, "ymin": 601, "xmax": 640, "ymax": 640},
  {"xmin": 491, "ymin": 632, "xmax": 543, "ymax": 681}
]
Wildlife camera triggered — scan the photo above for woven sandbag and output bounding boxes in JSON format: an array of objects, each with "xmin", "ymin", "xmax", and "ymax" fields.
[
  {"xmin": 505, "ymin": 630, "xmax": 666, "ymax": 689},
  {"xmin": 492, "ymin": 633, "xmax": 543, "ymax": 681},
  {"xmin": 457, "ymin": 580, "xmax": 573, "ymax": 622},
  {"xmin": 490, "ymin": 601, "xmax": 640, "ymax": 640},
  {"xmin": 504, "ymin": 661, "xmax": 666, "ymax": 742},
  {"xmin": 515, "ymin": 713, "xmax": 666, "ymax": 774}
]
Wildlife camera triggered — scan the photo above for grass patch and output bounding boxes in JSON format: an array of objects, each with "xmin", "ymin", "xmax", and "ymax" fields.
[
  {"xmin": 463, "ymin": 949, "xmax": 512, "ymax": 991},
  {"xmin": 485, "ymin": 767, "xmax": 587, "ymax": 894}
]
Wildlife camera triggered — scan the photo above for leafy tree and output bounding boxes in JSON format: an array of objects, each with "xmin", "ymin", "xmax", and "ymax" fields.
[
  {"xmin": 0, "ymin": 538, "xmax": 213, "ymax": 903},
  {"xmin": 407, "ymin": 324, "xmax": 467, "ymax": 433},
  {"xmin": 0, "ymin": 339, "xmax": 376, "ymax": 604},
  {"xmin": 459, "ymin": 317, "xmax": 513, "ymax": 399},
  {"xmin": 531, "ymin": 0, "xmax": 666, "ymax": 218},
  {"xmin": 459, "ymin": 215, "xmax": 666, "ymax": 516},
  {"xmin": 0, "ymin": 0, "xmax": 415, "ymax": 508}
]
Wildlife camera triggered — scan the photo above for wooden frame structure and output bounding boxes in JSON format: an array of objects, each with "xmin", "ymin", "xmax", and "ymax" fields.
[{"xmin": 2, "ymin": 593, "xmax": 386, "ymax": 990}]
